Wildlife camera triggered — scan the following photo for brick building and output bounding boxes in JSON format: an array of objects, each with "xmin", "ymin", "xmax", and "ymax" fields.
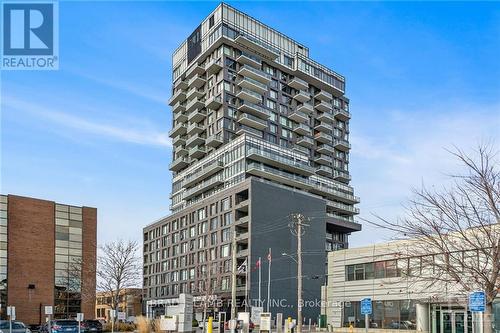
[{"xmin": 0, "ymin": 194, "xmax": 97, "ymax": 325}]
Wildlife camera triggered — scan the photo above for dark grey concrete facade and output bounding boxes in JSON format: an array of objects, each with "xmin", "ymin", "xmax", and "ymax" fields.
[{"xmin": 249, "ymin": 179, "xmax": 326, "ymax": 320}]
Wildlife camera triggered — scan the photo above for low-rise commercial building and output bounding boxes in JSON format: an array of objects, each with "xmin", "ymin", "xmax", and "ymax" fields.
[
  {"xmin": 324, "ymin": 238, "xmax": 500, "ymax": 333},
  {"xmin": 0, "ymin": 194, "xmax": 97, "ymax": 325},
  {"xmin": 95, "ymin": 288, "xmax": 143, "ymax": 321}
]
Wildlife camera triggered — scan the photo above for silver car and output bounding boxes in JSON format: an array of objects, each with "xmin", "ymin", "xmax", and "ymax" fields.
[{"xmin": 0, "ymin": 321, "xmax": 31, "ymax": 333}]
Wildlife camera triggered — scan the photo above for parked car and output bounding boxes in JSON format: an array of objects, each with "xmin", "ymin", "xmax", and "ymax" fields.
[
  {"xmin": 40, "ymin": 320, "xmax": 80, "ymax": 333},
  {"xmin": 0, "ymin": 320, "xmax": 31, "ymax": 333},
  {"xmin": 83, "ymin": 320, "xmax": 102, "ymax": 333}
]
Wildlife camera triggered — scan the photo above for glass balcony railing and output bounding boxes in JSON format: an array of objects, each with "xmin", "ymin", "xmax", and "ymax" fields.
[{"xmin": 246, "ymin": 148, "xmax": 315, "ymax": 174}]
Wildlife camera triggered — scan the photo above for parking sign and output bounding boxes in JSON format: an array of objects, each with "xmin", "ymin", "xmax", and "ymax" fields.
[
  {"xmin": 469, "ymin": 291, "xmax": 486, "ymax": 312},
  {"xmin": 361, "ymin": 298, "xmax": 372, "ymax": 315}
]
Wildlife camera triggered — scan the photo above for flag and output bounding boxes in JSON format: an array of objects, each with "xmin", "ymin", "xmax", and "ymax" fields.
[
  {"xmin": 238, "ymin": 259, "xmax": 248, "ymax": 274},
  {"xmin": 256, "ymin": 258, "xmax": 261, "ymax": 268}
]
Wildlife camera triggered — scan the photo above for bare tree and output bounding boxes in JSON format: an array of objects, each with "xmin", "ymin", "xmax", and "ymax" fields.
[
  {"xmin": 193, "ymin": 261, "xmax": 224, "ymax": 332},
  {"xmin": 366, "ymin": 144, "xmax": 499, "ymax": 333},
  {"xmin": 97, "ymin": 240, "xmax": 141, "ymax": 317}
]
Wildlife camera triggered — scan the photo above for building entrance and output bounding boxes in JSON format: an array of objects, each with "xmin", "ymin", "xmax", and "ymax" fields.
[{"xmin": 440, "ymin": 310, "xmax": 470, "ymax": 333}]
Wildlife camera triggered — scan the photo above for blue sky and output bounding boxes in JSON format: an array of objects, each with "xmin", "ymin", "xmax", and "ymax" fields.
[{"xmin": 1, "ymin": 1, "xmax": 499, "ymax": 247}]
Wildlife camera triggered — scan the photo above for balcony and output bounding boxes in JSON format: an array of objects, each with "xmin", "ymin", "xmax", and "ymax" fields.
[
  {"xmin": 174, "ymin": 111, "xmax": 188, "ymax": 123},
  {"xmin": 296, "ymin": 136, "xmax": 314, "ymax": 148},
  {"xmin": 205, "ymin": 95, "xmax": 222, "ymax": 109},
  {"xmin": 297, "ymin": 103, "xmax": 314, "ymax": 114},
  {"xmin": 188, "ymin": 109, "xmax": 206, "ymax": 123},
  {"xmin": 294, "ymin": 145, "xmax": 310, "ymax": 155},
  {"xmin": 248, "ymin": 162, "xmax": 359, "ymax": 204},
  {"xmin": 293, "ymin": 90, "xmax": 311, "ymax": 103},
  {"xmin": 186, "ymin": 133, "xmax": 205, "ymax": 148},
  {"xmin": 186, "ymin": 87, "xmax": 204, "ymax": 101},
  {"xmin": 293, "ymin": 123, "xmax": 311, "ymax": 136},
  {"xmin": 169, "ymin": 156, "xmax": 189, "ymax": 172},
  {"xmin": 237, "ymin": 248, "xmax": 249, "ymax": 258},
  {"xmin": 188, "ymin": 145, "xmax": 206, "ymax": 159},
  {"xmin": 184, "ymin": 175, "xmax": 224, "ymax": 200},
  {"xmin": 238, "ymin": 101, "xmax": 269, "ymax": 119},
  {"xmin": 316, "ymin": 165, "xmax": 333, "ymax": 177},
  {"xmin": 288, "ymin": 77, "xmax": 309, "ymax": 90},
  {"xmin": 234, "ymin": 34, "xmax": 280, "ymax": 60},
  {"xmin": 333, "ymin": 170, "xmax": 352, "ymax": 182},
  {"xmin": 235, "ymin": 215, "xmax": 249, "ymax": 227},
  {"xmin": 184, "ymin": 161, "xmax": 224, "ymax": 188},
  {"xmin": 237, "ymin": 125, "xmax": 263, "ymax": 138},
  {"xmin": 185, "ymin": 64, "xmax": 204, "ymax": 80},
  {"xmin": 238, "ymin": 77, "xmax": 267, "ymax": 95},
  {"xmin": 317, "ymin": 143, "xmax": 333, "ymax": 154},
  {"xmin": 238, "ymin": 113, "xmax": 267, "ymax": 130},
  {"xmin": 315, "ymin": 132, "xmax": 332, "ymax": 143},
  {"xmin": 333, "ymin": 139, "xmax": 351, "ymax": 151},
  {"xmin": 172, "ymin": 101, "xmax": 186, "ymax": 114},
  {"xmin": 317, "ymin": 112, "xmax": 335, "ymax": 124},
  {"xmin": 174, "ymin": 78, "xmax": 187, "ymax": 90},
  {"xmin": 175, "ymin": 146, "xmax": 188, "ymax": 157},
  {"xmin": 205, "ymin": 58, "xmax": 222, "ymax": 76},
  {"xmin": 188, "ymin": 73, "xmax": 206, "ymax": 89},
  {"xmin": 172, "ymin": 135, "xmax": 186, "ymax": 146},
  {"xmin": 187, "ymin": 123, "xmax": 204, "ymax": 135},
  {"xmin": 168, "ymin": 89, "xmax": 187, "ymax": 106},
  {"xmin": 186, "ymin": 97, "xmax": 205, "ymax": 113},
  {"xmin": 314, "ymin": 154, "xmax": 331, "ymax": 165},
  {"xmin": 236, "ymin": 232, "xmax": 249, "ymax": 244},
  {"xmin": 326, "ymin": 200, "xmax": 359, "ymax": 215},
  {"xmin": 238, "ymin": 65, "xmax": 272, "ymax": 84},
  {"xmin": 314, "ymin": 122, "xmax": 331, "ymax": 133},
  {"xmin": 246, "ymin": 148, "xmax": 315, "ymax": 176},
  {"xmin": 206, "ymin": 134, "xmax": 223, "ymax": 147},
  {"xmin": 315, "ymin": 90, "xmax": 333, "ymax": 102},
  {"xmin": 334, "ymin": 108, "xmax": 351, "ymax": 121},
  {"xmin": 289, "ymin": 110, "xmax": 309, "ymax": 123},
  {"xmin": 236, "ymin": 88, "xmax": 262, "ymax": 104},
  {"xmin": 315, "ymin": 100, "xmax": 331, "ymax": 113},
  {"xmin": 169, "ymin": 123, "xmax": 187, "ymax": 137},
  {"xmin": 247, "ymin": 162, "xmax": 313, "ymax": 191},
  {"xmin": 236, "ymin": 53, "xmax": 261, "ymax": 69}
]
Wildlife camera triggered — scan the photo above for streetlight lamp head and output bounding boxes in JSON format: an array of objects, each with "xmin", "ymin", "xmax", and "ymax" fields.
[{"xmin": 281, "ymin": 252, "xmax": 288, "ymax": 256}]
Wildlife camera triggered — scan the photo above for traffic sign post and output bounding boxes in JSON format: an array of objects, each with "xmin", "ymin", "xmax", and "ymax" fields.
[
  {"xmin": 469, "ymin": 291, "xmax": 486, "ymax": 333},
  {"xmin": 7, "ymin": 306, "xmax": 15, "ymax": 333},
  {"xmin": 45, "ymin": 306, "xmax": 53, "ymax": 333},
  {"xmin": 361, "ymin": 298, "xmax": 372, "ymax": 333},
  {"xmin": 77, "ymin": 313, "xmax": 84, "ymax": 333}
]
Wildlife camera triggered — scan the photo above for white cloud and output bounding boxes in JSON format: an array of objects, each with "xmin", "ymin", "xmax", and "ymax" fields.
[
  {"xmin": 349, "ymin": 103, "xmax": 500, "ymax": 246},
  {"xmin": 2, "ymin": 95, "xmax": 171, "ymax": 148}
]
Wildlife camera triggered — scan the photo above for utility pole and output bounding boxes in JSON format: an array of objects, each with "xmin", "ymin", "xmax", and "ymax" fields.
[{"xmin": 289, "ymin": 213, "xmax": 309, "ymax": 333}]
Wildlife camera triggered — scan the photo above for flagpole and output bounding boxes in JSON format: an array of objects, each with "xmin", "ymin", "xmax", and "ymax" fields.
[
  {"xmin": 245, "ymin": 259, "xmax": 249, "ymax": 312},
  {"xmin": 258, "ymin": 257, "xmax": 262, "ymax": 308},
  {"xmin": 267, "ymin": 248, "xmax": 271, "ymax": 312}
]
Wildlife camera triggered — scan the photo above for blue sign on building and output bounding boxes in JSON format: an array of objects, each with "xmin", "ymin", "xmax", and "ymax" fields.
[
  {"xmin": 469, "ymin": 291, "xmax": 486, "ymax": 312},
  {"xmin": 361, "ymin": 298, "xmax": 372, "ymax": 315}
]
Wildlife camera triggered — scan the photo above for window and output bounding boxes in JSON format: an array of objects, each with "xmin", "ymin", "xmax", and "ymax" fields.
[
  {"xmin": 269, "ymin": 90, "xmax": 278, "ymax": 99},
  {"xmin": 221, "ymin": 197, "xmax": 231, "ymax": 211},
  {"xmin": 221, "ymin": 244, "xmax": 230, "ymax": 257},
  {"xmin": 209, "ymin": 15, "xmax": 214, "ymax": 28},
  {"xmin": 346, "ymin": 260, "xmax": 401, "ymax": 281}
]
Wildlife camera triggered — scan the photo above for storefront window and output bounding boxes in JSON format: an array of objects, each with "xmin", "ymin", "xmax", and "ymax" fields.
[{"xmin": 343, "ymin": 300, "xmax": 417, "ymax": 329}]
